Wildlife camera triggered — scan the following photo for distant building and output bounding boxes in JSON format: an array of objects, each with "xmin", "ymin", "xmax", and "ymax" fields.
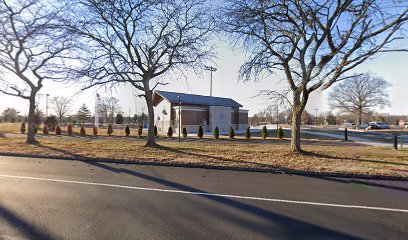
[{"xmin": 153, "ymin": 91, "xmax": 248, "ymax": 133}]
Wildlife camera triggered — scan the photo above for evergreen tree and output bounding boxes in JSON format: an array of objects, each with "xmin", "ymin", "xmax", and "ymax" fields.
[
  {"xmin": 116, "ymin": 113, "xmax": 124, "ymax": 124},
  {"xmin": 182, "ymin": 127, "xmax": 188, "ymax": 138},
  {"xmin": 107, "ymin": 124, "xmax": 113, "ymax": 136},
  {"xmin": 77, "ymin": 104, "xmax": 91, "ymax": 124},
  {"xmin": 154, "ymin": 125, "xmax": 158, "ymax": 137},
  {"xmin": 229, "ymin": 127, "xmax": 234, "ymax": 139},
  {"xmin": 138, "ymin": 125, "xmax": 143, "ymax": 137},
  {"xmin": 55, "ymin": 124, "xmax": 62, "ymax": 135},
  {"xmin": 20, "ymin": 122, "xmax": 26, "ymax": 134},
  {"xmin": 167, "ymin": 126, "xmax": 173, "ymax": 137},
  {"xmin": 245, "ymin": 126, "xmax": 251, "ymax": 139},
  {"xmin": 80, "ymin": 126, "xmax": 86, "ymax": 136},
  {"xmin": 125, "ymin": 126, "xmax": 130, "ymax": 136},
  {"xmin": 278, "ymin": 127, "xmax": 284, "ymax": 140},
  {"xmin": 67, "ymin": 124, "xmax": 73, "ymax": 136},
  {"xmin": 198, "ymin": 125, "xmax": 203, "ymax": 139},
  {"xmin": 93, "ymin": 126, "xmax": 98, "ymax": 136},
  {"xmin": 262, "ymin": 126, "xmax": 267, "ymax": 140},
  {"xmin": 213, "ymin": 126, "xmax": 219, "ymax": 139},
  {"xmin": 43, "ymin": 125, "xmax": 49, "ymax": 135}
]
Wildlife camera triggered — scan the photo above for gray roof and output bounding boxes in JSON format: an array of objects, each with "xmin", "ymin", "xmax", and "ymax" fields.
[{"xmin": 155, "ymin": 91, "xmax": 243, "ymax": 108}]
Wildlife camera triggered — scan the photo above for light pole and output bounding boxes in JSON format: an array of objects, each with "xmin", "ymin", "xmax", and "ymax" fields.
[
  {"xmin": 276, "ymin": 105, "xmax": 279, "ymax": 131},
  {"xmin": 37, "ymin": 93, "xmax": 50, "ymax": 117},
  {"xmin": 315, "ymin": 108, "xmax": 318, "ymax": 125},
  {"xmin": 178, "ymin": 95, "xmax": 181, "ymax": 142},
  {"xmin": 46, "ymin": 94, "xmax": 49, "ymax": 117},
  {"xmin": 204, "ymin": 66, "xmax": 217, "ymax": 96}
]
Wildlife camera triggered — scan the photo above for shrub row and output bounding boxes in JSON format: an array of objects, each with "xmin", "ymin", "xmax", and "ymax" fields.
[{"xmin": 20, "ymin": 122, "xmax": 285, "ymax": 140}]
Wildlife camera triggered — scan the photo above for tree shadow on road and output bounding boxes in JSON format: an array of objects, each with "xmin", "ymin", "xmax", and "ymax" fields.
[
  {"xmin": 303, "ymin": 151, "xmax": 408, "ymax": 167},
  {"xmin": 309, "ymin": 176, "xmax": 408, "ymax": 193},
  {"xmin": 81, "ymin": 160, "xmax": 363, "ymax": 240},
  {"xmin": 0, "ymin": 203, "xmax": 56, "ymax": 240}
]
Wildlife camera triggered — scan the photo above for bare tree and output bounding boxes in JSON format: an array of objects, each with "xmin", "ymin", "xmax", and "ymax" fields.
[
  {"xmin": 98, "ymin": 97, "xmax": 121, "ymax": 125},
  {"xmin": 0, "ymin": 0, "xmax": 75, "ymax": 143},
  {"xmin": 51, "ymin": 96, "xmax": 72, "ymax": 124},
  {"xmin": 223, "ymin": 0, "xmax": 408, "ymax": 152},
  {"xmin": 329, "ymin": 73, "xmax": 391, "ymax": 125},
  {"xmin": 66, "ymin": 0, "xmax": 214, "ymax": 147}
]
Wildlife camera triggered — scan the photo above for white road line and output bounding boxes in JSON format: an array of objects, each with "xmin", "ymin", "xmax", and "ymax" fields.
[{"xmin": 1, "ymin": 174, "xmax": 407, "ymax": 213}]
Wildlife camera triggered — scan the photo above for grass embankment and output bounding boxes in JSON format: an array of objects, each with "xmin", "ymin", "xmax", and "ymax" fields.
[{"xmin": 0, "ymin": 136, "xmax": 407, "ymax": 178}]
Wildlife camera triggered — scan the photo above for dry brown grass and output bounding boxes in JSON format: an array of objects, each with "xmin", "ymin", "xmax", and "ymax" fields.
[
  {"xmin": 0, "ymin": 136, "xmax": 407, "ymax": 178},
  {"xmin": 0, "ymin": 122, "xmax": 22, "ymax": 133}
]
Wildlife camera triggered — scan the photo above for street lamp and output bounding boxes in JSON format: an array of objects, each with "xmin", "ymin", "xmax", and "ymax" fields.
[
  {"xmin": 178, "ymin": 95, "xmax": 181, "ymax": 142},
  {"xmin": 204, "ymin": 66, "xmax": 217, "ymax": 96},
  {"xmin": 37, "ymin": 93, "xmax": 50, "ymax": 117}
]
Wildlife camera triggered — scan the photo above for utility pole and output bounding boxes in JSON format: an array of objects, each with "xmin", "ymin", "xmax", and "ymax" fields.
[
  {"xmin": 178, "ymin": 95, "xmax": 181, "ymax": 142},
  {"xmin": 45, "ymin": 94, "xmax": 49, "ymax": 117},
  {"xmin": 205, "ymin": 66, "xmax": 217, "ymax": 96},
  {"xmin": 276, "ymin": 105, "xmax": 279, "ymax": 131},
  {"xmin": 37, "ymin": 93, "xmax": 50, "ymax": 117},
  {"xmin": 315, "ymin": 108, "xmax": 318, "ymax": 125}
]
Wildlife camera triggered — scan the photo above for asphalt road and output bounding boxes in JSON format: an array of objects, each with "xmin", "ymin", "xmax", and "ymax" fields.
[{"xmin": 0, "ymin": 156, "xmax": 407, "ymax": 240}]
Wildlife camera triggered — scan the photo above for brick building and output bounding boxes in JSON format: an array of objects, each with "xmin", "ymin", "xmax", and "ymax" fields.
[{"xmin": 153, "ymin": 91, "xmax": 248, "ymax": 133}]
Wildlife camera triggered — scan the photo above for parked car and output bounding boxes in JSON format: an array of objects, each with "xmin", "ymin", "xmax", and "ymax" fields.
[
  {"xmin": 356, "ymin": 123, "xmax": 368, "ymax": 129},
  {"xmin": 344, "ymin": 121, "xmax": 356, "ymax": 129},
  {"xmin": 367, "ymin": 122, "xmax": 390, "ymax": 130}
]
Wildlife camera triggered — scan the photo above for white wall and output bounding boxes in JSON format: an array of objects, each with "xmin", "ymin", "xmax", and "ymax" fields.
[{"xmin": 209, "ymin": 106, "xmax": 232, "ymax": 132}]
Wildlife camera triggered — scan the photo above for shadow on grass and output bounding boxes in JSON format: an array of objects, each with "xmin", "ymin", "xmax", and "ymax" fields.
[
  {"xmin": 0, "ymin": 203, "xmax": 55, "ymax": 239},
  {"xmin": 80, "ymin": 161, "xmax": 363, "ymax": 240},
  {"xmin": 32, "ymin": 139, "xmax": 408, "ymax": 174}
]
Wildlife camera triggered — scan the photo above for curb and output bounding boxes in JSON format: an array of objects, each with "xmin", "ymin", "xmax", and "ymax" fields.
[{"xmin": 0, "ymin": 152, "xmax": 407, "ymax": 181}]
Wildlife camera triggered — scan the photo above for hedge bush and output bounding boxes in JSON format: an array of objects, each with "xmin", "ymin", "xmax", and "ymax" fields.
[
  {"xmin": 80, "ymin": 126, "xmax": 86, "ymax": 136},
  {"xmin": 55, "ymin": 125, "xmax": 62, "ymax": 135},
  {"xmin": 93, "ymin": 126, "xmax": 98, "ymax": 136},
  {"xmin": 107, "ymin": 124, "xmax": 113, "ymax": 136},
  {"xmin": 229, "ymin": 127, "xmax": 234, "ymax": 139},
  {"xmin": 213, "ymin": 126, "xmax": 219, "ymax": 139},
  {"xmin": 278, "ymin": 127, "xmax": 284, "ymax": 140},
  {"xmin": 262, "ymin": 126, "xmax": 267, "ymax": 140},
  {"xmin": 245, "ymin": 126, "xmax": 251, "ymax": 139},
  {"xmin": 43, "ymin": 125, "xmax": 49, "ymax": 135},
  {"xmin": 138, "ymin": 125, "xmax": 143, "ymax": 137},
  {"xmin": 125, "ymin": 126, "xmax": 130, "ymax": 136},
  {"xmin": 167, "ymin": 126, "xmax": 173, "ymax": 137},
  {"xmin": 67, "ymin": 124, "xmax": 73, "ymax": 136},
  {"xmin": 182, "ymin": 127, "xmax": 187, "ymax": 138},
  {"xmin": 20, "ymin": 122, "xmax": 26, "ymax": 134},
  {"xmin": 154, "ymin": 125, "xmax": 158, "ymax": 137},
  {"xmin": 198, "ymin": 125, "xmax": 203, "ymax": 139}
]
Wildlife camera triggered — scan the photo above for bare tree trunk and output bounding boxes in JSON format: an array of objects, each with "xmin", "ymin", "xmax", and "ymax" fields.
[
  {"xmin": 26, "ymin": 96, "xmax": 38, "ymax": 144},
  {"xmin": 144, "ymin": 84, "xmax": 157, "ymax": 147},
  {"xmin": 291, "ymin": 93, "xmax": 303, "ymax": 153},
  {"xmin": 291, "ymin": 108, "xmax": 302, "ymax": 153},
  {"xmin": 358, "ymin": 108, "xmax": 362, "ymax": 126}
]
